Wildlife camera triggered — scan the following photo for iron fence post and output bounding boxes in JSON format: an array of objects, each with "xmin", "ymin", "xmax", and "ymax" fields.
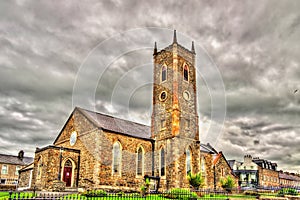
[{"xmin": 9, "ymin": 191, "xmax": 12, "ymax": 200}]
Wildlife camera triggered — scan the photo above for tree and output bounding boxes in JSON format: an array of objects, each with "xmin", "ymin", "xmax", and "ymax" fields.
[
  {"xmin": 187, "ymin": 172, "xmax": 205, "ymax": 189},
  {"xmin": 220, "ymin": 175, "xmax": 236, "ymax": 192}
]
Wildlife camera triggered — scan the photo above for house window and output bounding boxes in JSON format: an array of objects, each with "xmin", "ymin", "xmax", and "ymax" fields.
[
  {"xmin": 112, "ymin": 142, "xmax": 122, "ymax": 175},
  {"xmin": 186, "ymin": 148, "xmax": 192, "ymax": 175},
  {"xmin": 15, "ymin": 166, "xmax": 21, "ymax": 175},
  {"xmin": 137, "ymin": 147, "xmax": 144, "ymax": 176},
  {"xmin": 0, "ymin": 179, "xmax": 5, "ymax": 184},
  {"xmin": 183, "ymin": 64, "xmax": 189, "ymax": 81},
  {"xmin": 162, "ymin": 65, "xmax": 167, "ymax": 82},
  {"xmin": 161, "ymin": 119, "xmax": 166, "ymax": 129},
  {"xmin": 160, "ymin": 148, "xmax": 165, "ymax": 176},
  {"xmin": 1, "ymin": 165, "xmax": 8, "ymax": 174}
]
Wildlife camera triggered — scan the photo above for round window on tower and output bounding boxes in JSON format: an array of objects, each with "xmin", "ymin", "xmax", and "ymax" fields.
[
  {"xmin": 159, "ymin": 91, "xmax": 167, "ymax": 101},
  {"xmin": 183, "ymin": 90, "xmax": 190, "ymax": 100}
]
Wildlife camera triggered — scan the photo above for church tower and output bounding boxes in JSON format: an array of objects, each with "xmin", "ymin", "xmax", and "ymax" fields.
[{"xmin": 151, "ymin": 30, "xmax": 200, "ymax": 189}]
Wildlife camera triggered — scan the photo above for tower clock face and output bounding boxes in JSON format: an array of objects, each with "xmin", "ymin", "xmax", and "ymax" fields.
[
  {"xmin": 70, "ymin": 131, "xmax": 77, "ymax": 146},
  {"xmin": 159, "ymin": 91, "xmax": 167, "ymax": 101},
  {"xmin": 183, "ymin": 91, "xmax": 190, "ymax": 100}
]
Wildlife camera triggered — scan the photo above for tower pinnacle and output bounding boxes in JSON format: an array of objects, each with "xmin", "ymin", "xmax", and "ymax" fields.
[
  {"xmin": 191, "ymin": 41, "xmax": 195, "ymax": 53},
  {"xmin": 153, "ymin": 42, "xmax": 157, "ymax": 55},
  {"xmin": 173, "ymin": 30, "xmax": 177, "ymax": 44}
]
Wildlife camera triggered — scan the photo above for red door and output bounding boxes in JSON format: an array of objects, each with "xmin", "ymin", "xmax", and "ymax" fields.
[{"xmin": 63, "ymin": 166, "xmax": 72, "ymax": 187}]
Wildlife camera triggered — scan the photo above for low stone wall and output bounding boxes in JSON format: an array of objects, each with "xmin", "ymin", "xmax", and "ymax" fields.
[
  {"xmin": 259, "ymin": 197, "xmax": 287, "ymax": 200},
  {"xmin": 284, "ymin": 196, "xmax": 300, "ymax": 200},
  {"xmin": 259, "ymin": 196, "xmax": 300, "ymax": 200},
  {"xmin": 52, "ymin": 180, "xmax": 66, "ymax": 192}
]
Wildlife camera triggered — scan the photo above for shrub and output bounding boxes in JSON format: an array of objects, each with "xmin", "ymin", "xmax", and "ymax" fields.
[
  {"xmin": 126, "ymin": 193, "xmax": 140, "ymax": 197},
  {"xmin": 140, "ymin": 177, "xmax": 151, "ymax": 196},
  {"xmin": 243, "ymin": 191, "xmax": 259, "ymax": 196},
  {"xmin": 82, "ymin": 189, "xmax": 107, "ymax": 197},
  {"xmin": 278, "ymin": 188, "xmax": 298, "ymax": 196},
  {"xmin": 220, "ymin": 176, "xmax": 236, "ymax": 192},
  {"xmin": 164, "ymin": 188, "xmax": 198, "ymax": 200},
  {"xmin": 187, "ymin": 172, "xmax": 205, "ymax": 189},
  {"xmin": 140, "ymin": 185, "xmax": 146, "ymax": 192}
]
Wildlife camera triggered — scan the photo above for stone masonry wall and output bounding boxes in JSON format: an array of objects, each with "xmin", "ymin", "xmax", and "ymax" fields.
[
  {"xmin": 214, "ymin": 154, "xmax": 238, "ymax": 189},
  {"xmin": 97, "ymin": 131, "xmax": 152, "ymax": 191},
  {"xmin": 54, "ymin": 109, "xmax": 102, "ymax": 189},
  {"xmin": 31, "ymin": 147, "xmax": 79, "ymax": 191},
  {"xmin": 201, "ymin": 152, "xmax": 214, "ymax": 189},
  {"xmin": 18, "ymin": 169, "xmax": 32, "ymax": 188},
  {"xmin": 154, "ymin": 137, "xmax": 200, "ymax": 191}
]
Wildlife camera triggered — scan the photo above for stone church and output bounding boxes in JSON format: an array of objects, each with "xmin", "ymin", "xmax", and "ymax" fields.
[{"xmin": 18, "ymin": 31, "xmax": 236, "ymax": 191}]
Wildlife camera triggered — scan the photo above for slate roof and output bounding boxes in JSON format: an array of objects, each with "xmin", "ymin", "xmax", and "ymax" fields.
[
  {"xmin": 19, "ymin": 163, "xmax": 34, "ymax": 172},
  {"xmin": 200, "ymin": 143, "xmax": 218, "ymax": 154},
  {"xmin": 59, "ymin": 108, "xmax": 222, "ymax": 149},
  {"xmin": 227, "ymin": 160, "xmax": 236, "ymax": 169},
  {"xmin": 0, "ymin": 154, "xmax": 33, "ymax": 165},
  {"xmin": 279, "ymin": 172, "xmax": 300, "ymax": 181},
  {"xmin": 77, "ymin": 107, "xmax": 152, "ymax": 140}
]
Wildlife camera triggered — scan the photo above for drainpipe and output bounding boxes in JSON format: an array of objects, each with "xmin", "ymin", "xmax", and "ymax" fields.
[
  {"xmin": 76, "ymin": 154, "xmax": 80, "ymax": 187},
  {"xmin": 213, "ymin": 165, "xmax": 216, "ymax": 190},
  {"xmin": 151, "ymin": 140, "xmax": 155, "ymax": 176},
  {"xmin": 58, "ymin": 147, "xmax": 63, "ymax": 180}
]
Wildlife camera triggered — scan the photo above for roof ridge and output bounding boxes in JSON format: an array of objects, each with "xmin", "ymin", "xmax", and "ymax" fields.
[
  {"xmin": 0, "ymin": 153, "xmax": 32, "ymax": 159},
  {"xmin": 77, "ymin": 107, "xmax": 150, "ymax": 127}
]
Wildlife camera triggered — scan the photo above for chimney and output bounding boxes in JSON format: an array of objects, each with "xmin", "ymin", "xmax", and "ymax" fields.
[
  {"xmin": 244, "ymin": 154, "xmax": 252, "ymax": 164},
  {"xmin": 18, "ymin": 150, "xmax": 24, "ymax": 161}
]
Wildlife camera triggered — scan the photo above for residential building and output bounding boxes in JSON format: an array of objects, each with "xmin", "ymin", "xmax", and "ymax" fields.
[{"xmin": 0, "ymin": 151, "xmax": 33, "ymax": 190}]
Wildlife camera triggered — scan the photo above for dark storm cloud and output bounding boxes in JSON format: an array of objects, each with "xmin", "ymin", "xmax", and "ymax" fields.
[{"xmin": 0, "ymin": 0, "xmax": 299, "ymax": 171}]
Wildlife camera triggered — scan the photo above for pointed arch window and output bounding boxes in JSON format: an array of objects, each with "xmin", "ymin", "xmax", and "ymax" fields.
[
  {"xmin": 161, "ymin": 65, "xmax": 167, "ymax": 82},
  {"xmin": 160, "ymin": 148, "xmax": 165, "ymax": 176},
  {"xmin": 137, "ymin": 146, "xmax": 144, "ymax": 176},
  {"xmin": 65, "ymin": 160, "xmax": 72, "ymax": 167},
  {"xmin": 112, "ymin": 142, "xmax": 122, "ymax": 175},
  {"xmin": 201, "ymin": 157, "xmax": 206, "ymax": 175},
  {"xmin": 186, "ymin": 148, "xmax": 192, "ymax": 175},
  {"xmin": 184, "ymin": 64, "xmax": 189, "ymax": 81}
]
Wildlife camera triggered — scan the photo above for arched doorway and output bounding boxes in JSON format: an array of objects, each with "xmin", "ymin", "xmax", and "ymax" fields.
[{"xmin": 62, "ymin": 159, "xmax": 73, "ymax": 187}]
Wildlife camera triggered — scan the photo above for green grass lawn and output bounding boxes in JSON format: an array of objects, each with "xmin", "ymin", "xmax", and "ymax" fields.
[
  {"xmin": 0, "ymin": 192, "xmax": 9, "ymax": 200},
  {"xmin": 0, "ymin": 192, "xmax": 9, "ymax": 197},
  {"xmin": 0, "ymin": 192, "xmax": 34, "ymax": 200}
]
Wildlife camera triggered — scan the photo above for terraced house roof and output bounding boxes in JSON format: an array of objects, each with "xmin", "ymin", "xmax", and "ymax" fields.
[{"xmin": 0, "ymin": 153, "xmax": 33, "ymax": 165}]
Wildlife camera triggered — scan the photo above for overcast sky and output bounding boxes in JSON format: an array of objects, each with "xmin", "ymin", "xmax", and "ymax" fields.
[{"xmin": 0, "ymin": 0, "xmax": 299, "ymax": 172}]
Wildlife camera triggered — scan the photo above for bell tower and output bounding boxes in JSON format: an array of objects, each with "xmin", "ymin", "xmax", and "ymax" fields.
[{"xmin": 151, "ymin": 30, "xmax": 200, "ymax": 189}]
